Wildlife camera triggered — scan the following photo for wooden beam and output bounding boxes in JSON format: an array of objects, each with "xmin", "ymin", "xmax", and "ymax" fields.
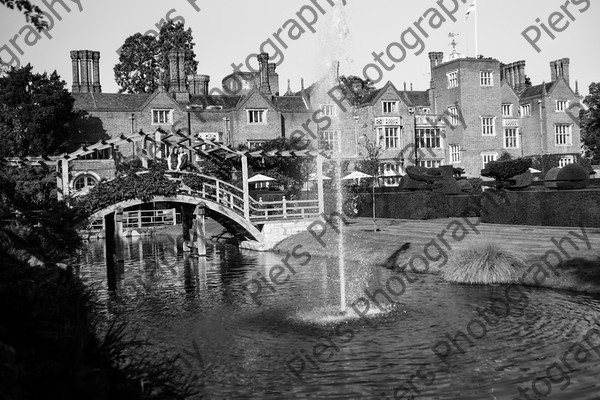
[
  {"xmin": 317, "ymin": 154, "xmax": 324, "ymax": 215},
  {"xmin": 241, "ymin": 154, "xmax": 250, "ymax": 221}
]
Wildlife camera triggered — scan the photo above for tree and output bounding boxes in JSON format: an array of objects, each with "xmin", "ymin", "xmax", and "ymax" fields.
[
  {"xmin": 1, "ymin": 0, "xmax": 47, "ymax": 31},
  {"xmin": 157, "ymin": 20, "xmax": 198, "ymax": 90},
  {"xmin": 581, "ymin": 82, "xmax": 600, "ymax": 163},
  {"xmin": 355, "ymin": 136, "xmax": 382, "ymax": 179},
  {"xmin": 114, "ymin": 21, "xmax": 198, "ymax": 94},
  {"xmin": 337, "ymin": 75, "xmax": 376, "ymax": 107},
  {"xmin": 0, "ymin": 65, "xmax": 76, "ymax": 157},
  {"xmin": 113, "ymin": 34, "xmax": 161, "ymax": 94}
]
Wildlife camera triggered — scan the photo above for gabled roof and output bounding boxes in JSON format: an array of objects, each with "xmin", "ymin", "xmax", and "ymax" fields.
[
  {"xmin": 188, "ymin": 95, "xmax": 241, "ymax": 109},
  {"xmin": 138, "ymin": 90, "xmax": 186, "ymax": 112},
  {"xmin": 72, "ymin": 93, "xmax": 151, "ymax": 112},
  {"xmin": 361, "ymin": 87, "xmax": 384, "ymax": 105},
  {"xmin": 520, "ymin": 82, "xmax": 555, "ymax": 100},
  {"xmin": 399, "ymin": 91, "xmax": 430, "ymax": 107},
  {"xmin": 273, "ymin": 96, "xmax": 310, "ymax": 113},
  {"xmin": 236, "ymin": 87, "xmax": 276, "ymax": 110}
]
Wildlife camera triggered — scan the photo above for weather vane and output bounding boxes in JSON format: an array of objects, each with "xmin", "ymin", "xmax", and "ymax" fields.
[{"xmin": 449, "ymin": 32, "xmax": 460, "ymax": 59}]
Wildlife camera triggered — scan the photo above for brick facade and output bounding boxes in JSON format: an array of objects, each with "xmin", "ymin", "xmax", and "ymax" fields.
[{"xmin": 68, "ymin": 48, "xmax": 584, "ymax": 190}]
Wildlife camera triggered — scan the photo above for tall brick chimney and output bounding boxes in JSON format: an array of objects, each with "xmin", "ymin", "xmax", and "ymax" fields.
[
  {"xmin": 428, "ymin": 52, "xmax": 444, "ymax": 88},
  {"xmin": 168, "ymin": 50, "xmax": 178, "ymax": 92},
  {"xmin": 559, "ymin": 58, "xmax": 570, "ymax": 85},
  {"xmin": 78, "ymin": 50, "xmax": 90, "ymax": 93},
  {"xmin": 70, "ymin": 51, "xmax": 80, "ymax": 92},
  {"xmin": 71, "ymin": 50, "xmax": 101, "ymax": 93},
  {"xmin": 177, "ymin": 51, "xmax": 186, "ymax": 92},
  {"xmin": 550, "ymin": 60, "xmax": 558, "ymax": 82},
  {"xmin": 258, "ymin": 53, "xmax": 271, "ymax": 95},
  {"xmin": 268, "ymin": 63, "xmax": 279, "ymax": 96},
  {"xmin": 92, "ymin": 51, "xmax": 101, "ymax": 93},
  {"xmin": 189, "ymin": 74, "xmax": 210, "ymax": 95}
]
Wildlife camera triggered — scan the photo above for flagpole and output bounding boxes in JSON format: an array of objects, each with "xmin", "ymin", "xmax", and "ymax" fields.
[{"xmin": 474, "ymin": 2, "xmax": 478, "ymax": 57}]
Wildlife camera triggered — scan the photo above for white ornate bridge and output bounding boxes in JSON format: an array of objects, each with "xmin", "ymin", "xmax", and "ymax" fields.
[{"xmin": 1, "ymin": 129, "xmax": 331, "ymax": 250}]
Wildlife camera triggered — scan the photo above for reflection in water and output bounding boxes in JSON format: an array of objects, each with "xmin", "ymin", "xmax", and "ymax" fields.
[{"xmin": 79, "ymin": 236, "xmax": 600, "ymax": 400}]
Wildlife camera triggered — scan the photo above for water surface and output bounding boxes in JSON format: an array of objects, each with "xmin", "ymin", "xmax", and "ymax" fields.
[{"xmin": 78, "ymin": 235, "xmax": 600, "ymax": 399}]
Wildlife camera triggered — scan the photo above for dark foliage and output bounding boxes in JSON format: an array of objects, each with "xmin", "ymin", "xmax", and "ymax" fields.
[
  {"xmin": 0, "ymin": 0, "xmax": 47, "ymax": 31},
  {"xmin": 114, "ymin": 21, "xmax": 198, "ymax": 94},
  {"xmin": 73, "ymin": 163, "xmax": 179, "ymax": 216},
  {"xmin": 581, "ymin": 82, "xmax": 600, "ymax": 163},
  {"xmin": 556, "ymin": 163, "xmax": 589, "ymax": 181},
  {"xmin": 481, "ymin": 158, "xmax": 532, "ymax": 181},
  {"xmin": 0, "ymin": 65, "xmax": 76, "ymax": 157},
  {"xmin": 337, "ymin": 75, "xmax": 376, "ymax": 107}
]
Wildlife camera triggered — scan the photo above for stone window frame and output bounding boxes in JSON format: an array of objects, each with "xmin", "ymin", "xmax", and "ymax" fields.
[
  {"xmin": 555, "ymin": 100, "xmax": 569, "ymax": 112},
  {"xmin": 482, "ymin": 152, "xmax": 498, "ymax": 169},
  {"xmin": 447, "ymin": 70, "xmax": 459, "ymax": 89},
  {"xmin": 558, "ymin": 155, "xmax": 575, "ymax": 167},
  {"xmin": 449, "ymin": 144, "xmax": 461, "ymax": 163},
  {"xmin": 480, "ymin": 116, "xmax": 496, "ymax": 136},
  {"xmin": 520, "ymin": 104, "xmax": 531, "ymax": 117},
  {"xmin": 382, "ymin": 101, "xmax": 399, "ymax": 114},
  {"xmin": 502, "ymin": 104, "xmax": 513, "ymax": 117},
  {"xmin": 503, "ymin": 128, "xmax": 519, "ymax": 149},
  {"xmin": 555, "ymin": 124, "xmax": 572, "ymax": 146},
  {"xmin": 151, "ymin": 109, "xmax": 174, "ymax": 125},
  {"xmin": 480, "ymin": 70, "xmax": 494, "ymax": 87},
  {"xmin": 246, "ymin": 109, "xmax": 267, "ymax": 125}
]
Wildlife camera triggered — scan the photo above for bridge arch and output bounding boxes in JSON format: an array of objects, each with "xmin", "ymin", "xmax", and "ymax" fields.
[{"xmin": 82, "ymin": 194, "xmax": 263, "ymax": 242}]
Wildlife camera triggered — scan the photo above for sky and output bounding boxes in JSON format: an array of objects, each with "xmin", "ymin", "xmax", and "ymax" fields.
[{"xmin": 0, "ymin": 0, "xmax": 598, "ymax": 96}]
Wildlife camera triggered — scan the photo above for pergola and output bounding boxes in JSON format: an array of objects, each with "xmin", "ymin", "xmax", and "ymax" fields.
[{"xmin": 0, "ymin": 129, "xmax": 332, "ymax": 218}]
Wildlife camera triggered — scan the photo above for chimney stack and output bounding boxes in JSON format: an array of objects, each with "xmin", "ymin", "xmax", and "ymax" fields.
[
  {"xmin": 78, "ymin": 50, "xmax": 90, "ymax": 92},
  {"xmin": 258, "ymin": 53, "xmax": 271, "ymax": 95},
  {"xmin": 92, "ymin": 51, "xmax": 101, "ymax": 93},
  {"xmin": 559, "ymin": 58, "xmax": 570, "ymax": 85},
  {"xmin": 550, "ymin": 60, "xmax": 558, "ymax": 82},
  {"xmin": 70, "ymin": 50, "xmax": 101, "ymax": 93},
  {"xmin": 189, "ymin": 74, "xmax": 210, "ymax": 95},
  {"xmin": 268, "ymin": 62, "xmax": 279, "ymax": 96},
  {"xmin": 168, "ymin": 50, "xmax": 178, "ymax": 92},
  {"xmin": 177, "ymin": 51, "xmax": 186, "ymax": 92},
  {"xmin": 70, "ymin": 51, "xmax": 80, "ymax": 92}
]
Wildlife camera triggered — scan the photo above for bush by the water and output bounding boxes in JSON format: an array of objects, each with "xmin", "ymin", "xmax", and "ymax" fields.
[{"xmin": 441, "ymin": 238, "xmax": 527, "ymax": 285}]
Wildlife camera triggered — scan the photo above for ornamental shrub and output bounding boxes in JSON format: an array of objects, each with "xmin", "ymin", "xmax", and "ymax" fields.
[
  {"xmin": 556, "ymin": 163, "xmax": 590, "ymax": 190},
  {"xmin": 481, "ymin": 158, "xmax": 532, "ymax": 181}
]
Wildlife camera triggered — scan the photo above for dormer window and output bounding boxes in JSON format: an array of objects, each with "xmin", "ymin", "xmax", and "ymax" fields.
[
  {"xmin": 152, "ymin": 109, "xmax": 173, "ymax": 125},
  {"xmin": 382, "ymin": 101, "xmax": 398, "ymax": 114}
]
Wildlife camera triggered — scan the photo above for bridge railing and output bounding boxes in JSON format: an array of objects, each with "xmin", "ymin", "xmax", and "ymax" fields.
[
  {"xmin": 249, "ymin": 197, "xmax": 321, "ymax": 221},
  {"xmin": 165, "ymin": 171, "xmax": 322, "ymax": 221},
  {"xmin": 84, "ymin": 171, "xmax": 320, "ymax": 223}
]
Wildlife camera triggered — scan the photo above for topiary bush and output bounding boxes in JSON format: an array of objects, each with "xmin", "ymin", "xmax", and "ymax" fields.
[
  {"xmin": 481, "ymin": 158, "xmax": 532, "ymax": 181},
  {"xmin": 556, "ymin": 163, "xmax": 590, "ymax": 190}
]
